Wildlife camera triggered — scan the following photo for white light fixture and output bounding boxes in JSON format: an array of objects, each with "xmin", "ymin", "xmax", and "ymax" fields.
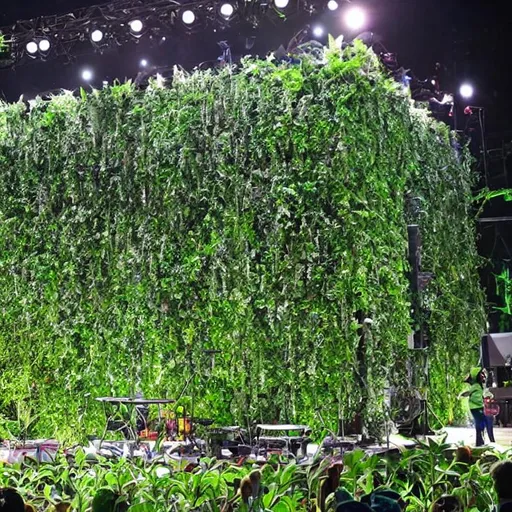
[
  {"xmin": 129, "ymin": 19, "xmax": 144, "ymax": 33},
  {"xmin": 182, "ymin": 10, "xmax": 196, "ymax": 25},
  {"xmin": 26, "ymin": 41, "xmax": 38, "ymax": 54},
  {"xmin": 140, "ymin": 59, "xmax": 148, "ymax": 67},
  {"xmin": 459, "ymin": 83, "xmax": 474, "ymax": 99},
  {"xmin": 327, "ymin": 0, "xmax": 338, "ymax": 10},
  {"xmin": 91, "ymin": 29, "xmax": 104, "ymax": 43},
  {"xmin": 345, "ymin": 6, "xmax": 366, "ymax": 30},
  {"xmin": 220, "ymin": 3, "xmax": 234, "ymax": 18},
  {"xmin": 82, "ymin": 69, "xmax": 93, "ymax": 81},
  {"xmin": 39, "ymin": 39, "xmax": 51, "ymax": 52},
  {"xmin": 274, "ymin": 0, "xmax": 289, "ymax": 8},
  {"xmin": 313, "ymin": 26, "xmax": 324, "ymax": 38}
]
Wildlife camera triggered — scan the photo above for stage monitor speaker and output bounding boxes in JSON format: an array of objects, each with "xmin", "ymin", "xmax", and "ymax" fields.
[{"xmin": 486, "ymin": 332, "xmax": 512, "ymax": 367}]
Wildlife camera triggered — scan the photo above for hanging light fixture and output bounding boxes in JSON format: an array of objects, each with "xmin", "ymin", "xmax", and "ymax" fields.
[
  {"xmin": 220, "ymin": 3, "xmax": 234, "ymax": 19},
  {"xmin": 182, "ymin": 10, "xmax": 196, "ymax": 25}
]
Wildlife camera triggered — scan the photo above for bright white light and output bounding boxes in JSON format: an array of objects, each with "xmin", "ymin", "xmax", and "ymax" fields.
[
  {"xmin": 459, "ymin": 83, "xmax": 474, "ymax": 99},
  {"xmin": 82, "ymin": 69, "xmax": 93, "ymax": 81},
  {"xmin": 140, "ymin": 59, "xmax": 148, "ymax": 67},
  {"xmin": 161, "ymin": 36, "xmax": 166, "ymax": 41},
  {"xmin": 39, "ymin": 39, "xmax": 50, "ymax": 52},
  {"xmin": 91, "ymin": 29, "xmax": 104, "ymax": 43},
  {"xmin": 313, "ymin": 26, "xmax": 324, "ymax": 38},
  {"xmin": 26, "ymin": 41, "xmax": 38, "ymax": 54},
  {"xmin": 182, "ymin": 10, "xmax": 196, "ymax": 24},
  {"xmin": 274, "ymin": 0, "xmax": 289, "ymax": 8},
  {"xmin": 130, "ymin": 19, "xmax": 144, "ymax": 33},
  {"xmin": 220, "ymin": 3, "xmax": 234, "ymax": 18},
  {"xmin": 345, "ymin": 6, "xmax": 366, "ymax": 30},
  {"xmin": 327, "ymin": 0, "xmax": 338, "ymax": 10}
]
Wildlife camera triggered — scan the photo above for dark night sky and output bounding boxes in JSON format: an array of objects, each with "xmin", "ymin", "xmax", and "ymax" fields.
[{"xmin": 1, "ymin": 0, "xmax": 512, "ymax": 135}]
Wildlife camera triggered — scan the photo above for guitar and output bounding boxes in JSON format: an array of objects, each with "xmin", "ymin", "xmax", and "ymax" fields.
[{"xmin": 484, "ymin": 397, "xmax": 500, "ymax": 417}]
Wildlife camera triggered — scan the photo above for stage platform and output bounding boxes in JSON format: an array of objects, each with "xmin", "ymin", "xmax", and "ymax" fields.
[
  {"xmin": 381, "ymin": 426, "xmax": 512, "ymax": 452},
  {"xmin": 441, "ymin": 426, "xmax": 512, "ymax": 449},
  {"xmin": 3, "ymin": 427, "xmax": 512, "ymax": 465}
]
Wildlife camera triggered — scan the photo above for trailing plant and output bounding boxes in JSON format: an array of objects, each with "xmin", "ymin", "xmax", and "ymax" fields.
[
  {"xmin": 495, "ymin": 266, "xmax": 512, "ymax": 331},
  {"xmin": 0, "ymin": 41, "xmax": 484, "ymax": 441}
]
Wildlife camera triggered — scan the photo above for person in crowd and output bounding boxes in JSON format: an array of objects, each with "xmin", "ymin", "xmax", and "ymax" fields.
[
  {"xmin": 458, "ymin": 367, "xmax": 486, "ymax": 446},
  {"xmin": 430, "ymin": 495, "xmax": 463, "ymax": 512},
  {"xmin": 491, "ymin": 460, "xmax": 512, "ymax": 511},
  {"xmin": 0, "ymin": 488, "xmax": 25, "ymax": 512}
]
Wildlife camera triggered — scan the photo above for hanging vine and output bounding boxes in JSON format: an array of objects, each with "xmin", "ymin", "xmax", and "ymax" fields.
[{"xmin": 0, "ymin": 41, "xmax": 485, "ymax": 442}]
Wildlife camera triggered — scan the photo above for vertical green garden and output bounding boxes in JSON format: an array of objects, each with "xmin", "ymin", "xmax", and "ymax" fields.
[{"xmin": 0, "ymin": 42, "xmax": 485, "ymax": 442}]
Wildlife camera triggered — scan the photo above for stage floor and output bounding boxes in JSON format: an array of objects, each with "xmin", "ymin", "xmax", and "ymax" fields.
[{"xmin": 385, "ymin": 426, "xmax": 512, "ymax": 451}]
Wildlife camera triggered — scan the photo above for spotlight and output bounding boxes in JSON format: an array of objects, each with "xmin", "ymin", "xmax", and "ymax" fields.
[
  {"xmin": 182, "ymin": 10, "xmax": 196, "ymax": 25},
  {"xmin": 39, "ymin": 39, "xmax": 50, "ymax": 52},
  {"xmin": 459, "ymin": 83, "xmax": 474, "ymax": 99},
  {"xmin": 327, "ymin": 0, "xmax": 338, "ymax": 10},
  {"xmin": 129, "ymin": 19, "xmax": 144, "ymax": 33},
  {"xmin": 81, "ymin": 69, "xmax": 93, "ymax": 81},
  {"xmin": 274, "ymin": 0, "xmax": 289, "ymax": 8},
  {"xmin": 313, "ymin": 26, "xmax": 324, "ymax": 38},
  {"xmin": 220, "ymin": 3, "xmax": 234, "ymax": 18},
  {"xmin": 140, "ymin": 59, "xmax": 148, "ymax": 67},
  {"xmin": 345, "ymin": 6, "xmax": 366, "ymax": 31},
  {"xmin": 91, "ymin": 29, "xmax": 104, "ymax": 43},
  {"xmin": 26, "ymin": 41, "xmax": 38, "ymax": 55}
]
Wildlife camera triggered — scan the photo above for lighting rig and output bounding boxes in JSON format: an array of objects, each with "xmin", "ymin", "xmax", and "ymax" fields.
[{"xmin": 0, "ymin": 0, "xmax": 345, "ymax": 68}]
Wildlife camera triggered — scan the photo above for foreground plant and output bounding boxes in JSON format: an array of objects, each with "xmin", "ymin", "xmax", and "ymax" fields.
[{"xmin": 0, "ymin": 441, "xmax": 506, "ymax": 511}]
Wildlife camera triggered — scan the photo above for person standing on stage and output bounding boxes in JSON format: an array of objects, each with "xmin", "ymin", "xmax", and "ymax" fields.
[{"xmin": 458, "ymin": 367, "xmax": 486, "ymax": 447}]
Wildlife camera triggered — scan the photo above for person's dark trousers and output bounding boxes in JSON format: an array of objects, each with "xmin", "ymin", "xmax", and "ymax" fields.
[
  {"xmin": 470, "ymin": 408, "xmax": 486, "ymax": 446},
  {"xmin": 485, "ymin": 414, "xmax": 496, "ymax": 443}
]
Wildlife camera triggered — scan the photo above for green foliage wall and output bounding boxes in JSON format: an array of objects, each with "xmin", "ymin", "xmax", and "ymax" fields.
[{"xmin": 0, "ymin": 42, "xmax": 485, "ymax": 441}]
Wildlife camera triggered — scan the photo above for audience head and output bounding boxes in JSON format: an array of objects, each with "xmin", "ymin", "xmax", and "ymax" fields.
[
  {"xmin": 454, "ymin": 446, "xmax": 472, "ymax": 465},
  {"xmin": 0, "ymin": 488, "xmax": 25, "ymax": 512},
  {"xmin": 430, "ymin": 495, "xmax": 462, "ymax": 512},
  {"xmin": 491, "ymin": 460, "xmax": 512, "ymax": 501}
]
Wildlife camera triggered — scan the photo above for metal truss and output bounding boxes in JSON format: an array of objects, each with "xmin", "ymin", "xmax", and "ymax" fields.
[{"xmin": 0, "ymin": 0, "xmax": 332, "ymax": 68}]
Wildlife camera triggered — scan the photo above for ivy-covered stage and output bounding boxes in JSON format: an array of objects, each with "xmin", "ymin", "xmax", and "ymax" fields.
[{"xmin": 0, "ymin": 41, "xmax": 485, "ymax": 443}]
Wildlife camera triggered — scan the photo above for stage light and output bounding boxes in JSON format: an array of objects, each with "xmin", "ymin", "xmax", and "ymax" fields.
[
  {"xmin": 327, "ymin": 0, "xmax": 338, "ymax": 10},
  {"xmin": 459, "ymin": 83, "xmax": 474, "ymax": 99},
  {"xmin": 182, "ymin": 10, "xmax": 196, "ymax": 25},
  {"xmin": 274, "ymin": 0, "xmax": 289, "ymax": 8},
  {"xmin": 345, "ymin": 6, "xmax": 366, "ymax": 30},
  {"xmin": 313, "ymin": 26, "xmax": 324, "ymax": 38},
  {"xmin": 91, "ymin": 29, "xmax": 104, "ymax": 43},
  {"xmin": 220, "ymin": 3, "xmax": 234, "ymax": 18},
  {"xmin": 26, "ymin": 41, "xmax": 38, "ymax": 54},
  {"xmin": 140, "ymin": 59, "xmax": 148, "ymax": 67},
  {"xmin": 39, "ymin": 39, "xmax": 50, "ymax": 52},
  {"xmin": 81, "ymin": 69, "xmax": 93, "ymax": 81},
  {"xmin": 130, "ymin": 19, "xmax": 144, "ymax": 33}
]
